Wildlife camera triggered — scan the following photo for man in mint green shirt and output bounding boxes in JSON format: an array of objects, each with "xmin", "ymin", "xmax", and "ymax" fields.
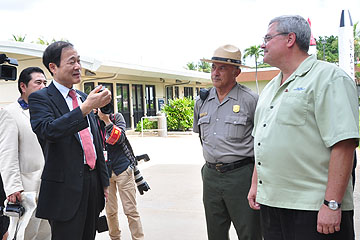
[{"xmin": 247, "ymin": 15, "xmax": 359, "ymax": 240}]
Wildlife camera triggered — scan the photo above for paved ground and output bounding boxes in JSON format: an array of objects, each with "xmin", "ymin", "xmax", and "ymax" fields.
[{"xmin": 96, "ymin": 133, "xmax": 360, "ymax": 240}]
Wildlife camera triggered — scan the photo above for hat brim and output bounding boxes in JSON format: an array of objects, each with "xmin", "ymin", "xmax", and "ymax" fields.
[{"xmin": 201, "ymin": 58, "xmax": 247, "ymax": 68}]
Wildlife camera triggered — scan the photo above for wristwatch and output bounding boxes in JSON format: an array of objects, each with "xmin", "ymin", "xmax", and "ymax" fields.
[{"xmin": 323, "ymin": 200, "xmax": 341, "ymax": 210}]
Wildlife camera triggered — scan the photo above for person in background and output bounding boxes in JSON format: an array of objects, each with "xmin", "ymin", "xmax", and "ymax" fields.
[
  {"xmin": 0, "ymin": 67, "xmax": 50, "ymax": 239},
  {"xmin": 96, "ymin": 109, "xmax": 145, "ymax": 240}
]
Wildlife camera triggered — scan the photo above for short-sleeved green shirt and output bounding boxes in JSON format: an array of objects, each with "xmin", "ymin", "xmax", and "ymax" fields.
[
  {"xmin": 193, "ymin": 84, "xmax": 258, "ymax": 164},
  {"xmin": 253, "ymin": 55, "xmax": 359, "ymax": 211}
]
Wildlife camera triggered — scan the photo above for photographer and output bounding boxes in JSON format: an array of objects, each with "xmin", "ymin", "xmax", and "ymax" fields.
[{"xmin": 95, "ymin": 109, "xmax": 145, "ymax": 240}]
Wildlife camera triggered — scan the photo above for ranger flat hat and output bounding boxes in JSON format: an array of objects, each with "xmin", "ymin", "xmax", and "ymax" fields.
[{"xmin": 201, "ymin": 44, "xmax": 243, "ymax": 67}]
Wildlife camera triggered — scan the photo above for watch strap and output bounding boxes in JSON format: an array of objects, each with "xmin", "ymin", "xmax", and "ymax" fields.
[{"xmin": 323, "ymin": 200, "xmax": 341, "ymax": 208}]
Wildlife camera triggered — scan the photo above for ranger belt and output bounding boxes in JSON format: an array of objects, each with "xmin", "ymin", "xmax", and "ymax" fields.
[{"xmin": 206, "ymin": 157, "xmax": 254, "ymax": 173}]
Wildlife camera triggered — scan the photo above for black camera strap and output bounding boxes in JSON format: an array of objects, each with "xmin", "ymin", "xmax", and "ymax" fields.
[
  {"xmin": 12, "ymin": 210, "xmax": 23, "ymax": 240},
  {"xmin": 198, "ymin": 88, "xmax": 210, "ymax": 145}
]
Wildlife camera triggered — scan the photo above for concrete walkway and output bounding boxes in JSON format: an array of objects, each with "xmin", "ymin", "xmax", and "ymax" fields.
[{"xmin": 96, "ymin": 133, "xmax": 360, "ymax": 240}]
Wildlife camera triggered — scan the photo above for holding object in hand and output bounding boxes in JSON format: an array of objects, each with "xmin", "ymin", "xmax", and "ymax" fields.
[
  {"xmin": 133, "ymin": 166, "xmax": 150, "ymax": 195},
  {"xmin": 4, "ymin": 202, "xmax": 25, "ymax": 218},
  {"xmin": 96, "ymin": 86, "xmax": 113, "ymax": 114}
]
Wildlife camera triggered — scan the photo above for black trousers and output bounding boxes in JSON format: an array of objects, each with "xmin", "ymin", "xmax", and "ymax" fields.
[
  {"xmin": 260, "ymin": 205, "xmax": 354, "ymax": 240},
  {"xmin": 49, "ymin": 166, "xmax": 103, "ymax": 240}
]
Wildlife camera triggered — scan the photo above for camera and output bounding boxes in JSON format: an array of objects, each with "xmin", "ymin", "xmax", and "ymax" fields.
[
  {"xmin": 135, "ymin": 154, "xmax": 150, "ymax": 162},
  {"xmin": 97, "ymin": 86, "xmax": 113, "ymax": 114},
  {"xmin": 134, "ymin": 154, "xmax": 151, "ymax": 195},
  {"xmin": 3, "ymin": 202, "xmax": 25, "ymax": 217},
  {"xmin": 0, "ymin": 54, "xmax": 18, "ymax": 81}
]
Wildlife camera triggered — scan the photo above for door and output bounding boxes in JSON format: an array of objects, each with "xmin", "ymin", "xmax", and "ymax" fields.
[
  {"xmin": 184, "ymin": 87, "xmax": 194, "ymax": 99},
  {"xmin": 132, "ymin": 84, "xmax": 144, "ymax": 127},
  {"xmin": 116, "ymin": 83, "xmax": 131, "ymax": 128},
  {"xmin": 146, "ymin": 85, "xmax": 156, "ymax": 116},
  {"xmin": 166, "ymin": 86, "xmax": 173, "ymax": 104}
]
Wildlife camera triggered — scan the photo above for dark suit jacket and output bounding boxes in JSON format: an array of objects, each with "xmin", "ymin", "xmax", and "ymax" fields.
[{"xmin": 28, "ymin": 82, "xmax": 109, "ymax": 221}]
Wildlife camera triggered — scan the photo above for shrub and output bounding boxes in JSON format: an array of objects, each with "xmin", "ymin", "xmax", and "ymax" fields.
[
  {"xmin": 135, "ymin": 118, "xmax": 158, "ymax": 132},
  {"xmin": 162, "ymin": 97, "xmax": 194, "ymax": 131}
]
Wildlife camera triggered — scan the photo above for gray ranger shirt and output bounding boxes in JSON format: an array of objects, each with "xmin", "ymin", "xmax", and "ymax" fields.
[{"xmin": 193, "ymin": 84, "xmax": 258, "ymax": 164}]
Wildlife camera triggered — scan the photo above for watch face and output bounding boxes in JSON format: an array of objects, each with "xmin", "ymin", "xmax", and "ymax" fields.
[{"xmin": 329, "ymin": 200, "xmax": 338, "ymax": 210}]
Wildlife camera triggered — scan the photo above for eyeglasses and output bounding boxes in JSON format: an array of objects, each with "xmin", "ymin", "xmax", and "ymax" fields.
[{"xmin": 263, "ymin": 32, "xmax": 289, "ymax": 45}]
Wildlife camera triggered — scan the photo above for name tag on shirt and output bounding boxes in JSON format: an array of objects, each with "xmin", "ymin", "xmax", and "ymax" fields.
[{"xmin": 103, "ymin": 150, "xmax": 108, "ymax": 162}]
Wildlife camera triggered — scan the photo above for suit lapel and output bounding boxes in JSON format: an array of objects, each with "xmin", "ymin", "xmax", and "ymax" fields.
[
  {"xmin": 47, "ymin": 82, "xmax": 70, "ymax": 115},
  {"xmin": 48, "ymin": 82, "xmax": 82, "ymax": 143}
]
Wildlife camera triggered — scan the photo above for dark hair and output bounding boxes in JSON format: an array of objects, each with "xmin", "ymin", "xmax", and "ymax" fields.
[
  {"xmin": 42, "ymin": 41, "xmax": 73, "ymax": 76},
  {"xmin": 18, "ymin": 67, "xmax": 45, "ymax": 94}
]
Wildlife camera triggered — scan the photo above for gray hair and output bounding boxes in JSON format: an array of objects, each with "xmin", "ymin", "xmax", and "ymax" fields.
[{"xmin": 269, "ymin": 15, "xmax": 311, "ymax": 52}]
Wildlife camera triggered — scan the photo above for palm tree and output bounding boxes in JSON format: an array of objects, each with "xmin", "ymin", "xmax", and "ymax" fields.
[
  {"xmin": 12, "ymin": 34, "xmax": 26, "ymax": 42},
  {"xmin": 243, "ymin": 45, "xmax": 264, "ymax": 94},
  {"xmin": 186, "ymin": 62, "xmax": 197, "ymax": 71},
  {"xmin": 197, "ymin": 60, "xmax": 211, "ymax": 73}
]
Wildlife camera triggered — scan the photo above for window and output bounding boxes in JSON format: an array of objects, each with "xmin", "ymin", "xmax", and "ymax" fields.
[
  {"xmin": 84, "ymin": 82, "xmax": 94, "ymax": 95},
  {"xmin": 166, "ymin": 86, "xmax": 173, "ymax": 103},
  {"xmin": 184, "ymin": 87, "xmax": 194, "ymax": 99},
  {"xmin": 174, "ymin": 86, "xmax": 179, "ymax": 99}
]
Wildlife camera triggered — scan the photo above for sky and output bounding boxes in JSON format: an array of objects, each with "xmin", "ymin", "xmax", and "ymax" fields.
[{"xmin": 1, "ymin": 0, "xmax": 360, "ymax": 70}]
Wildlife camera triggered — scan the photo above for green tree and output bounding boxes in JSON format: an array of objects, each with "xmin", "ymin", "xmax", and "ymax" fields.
[
  {"xmin": 197, "ymin": 60, "xmax": 211, "ymax": 73},
  {"xmin": 185, "ymin": 62, "xmax": 197, "ymax": 71},
  {"xmin": 316, "ymin": 35, "xmax": 339, "ymax": 63},
  {"xmin": 185, "ymin": 60, "xmax": 211, "ymax": 73},
  {"xmin": 12, "ymin": 34, "xmax": 26, "ymax": 42},
  {"xmin": 242, "ymin": 45, "xmax": 263, "ymax": 93},
  {"xmin": 33, "ymin": 37, "xmax": 68, "ymax": 45},
  {"xmin": 354, "ymin": 22, "xmax": 360, "ymax": 63},
  {"xmin": 162, "ymin": 97, "xmax": 194, "ymax": 131}
]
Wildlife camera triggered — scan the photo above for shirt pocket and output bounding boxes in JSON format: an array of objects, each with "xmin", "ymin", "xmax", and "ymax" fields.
[
  {"xmin": 225, "ymin": 115, "xmax": 247, "ymax": 141},
  {"xmin": 198, "ymin": 115, "xmax": 210, "ymax": 139},
  {"xmin": 276, "ymin": 92, "xmax": 308, "ymax": 126}
]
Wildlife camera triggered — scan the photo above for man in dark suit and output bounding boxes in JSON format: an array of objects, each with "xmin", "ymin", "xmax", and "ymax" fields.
[{"xmin": 28, "ymin": 41, "xmax": 112, "ymax": 240}]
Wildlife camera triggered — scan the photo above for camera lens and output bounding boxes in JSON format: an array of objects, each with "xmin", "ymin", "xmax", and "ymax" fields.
[
  {"xmin": 96, "ymin": 85, "xmax": 113, "ymax": 114},
  {"xmin": 100, "ymin": 103, "xmax": 113, "ymax": 114}
]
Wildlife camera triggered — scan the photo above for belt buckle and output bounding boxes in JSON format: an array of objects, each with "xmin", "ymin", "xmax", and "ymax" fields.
[{"xmin": 215, "ymin": 163, "xmax": 224, "ymax": 173}]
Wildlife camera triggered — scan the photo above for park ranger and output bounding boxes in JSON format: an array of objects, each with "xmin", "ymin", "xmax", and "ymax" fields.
[{"xmin": 193, "ymin": 44, "xmax": 261, "ymax": 240}]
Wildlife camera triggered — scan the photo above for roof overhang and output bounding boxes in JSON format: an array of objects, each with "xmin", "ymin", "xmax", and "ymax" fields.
[{"xmin": 0, "ymin": 41, "xmax": 211, "ymax": 84}]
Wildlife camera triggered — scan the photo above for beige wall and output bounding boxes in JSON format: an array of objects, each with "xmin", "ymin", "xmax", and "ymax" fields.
[{"xmin": 239, "ymin": 81, "xmax": 270, "ymax": 94}]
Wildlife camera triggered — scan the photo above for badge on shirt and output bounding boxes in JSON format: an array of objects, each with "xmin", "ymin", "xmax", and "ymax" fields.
[
  {"xmin": 103, "ymin": 150, "xmax": 108, "ymax": 162},
  {"xmin": 233, "ymin": 105, "xmax": 240, "ymax": 113},
  {"xmin": 200, "ymin": 112, "xmax": 207, "ymax": 118}
]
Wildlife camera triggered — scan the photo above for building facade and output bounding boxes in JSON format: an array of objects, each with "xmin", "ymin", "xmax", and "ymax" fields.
[{"xmin": 0, "ymin": 41, "xmax": 279, "ymax": 129}]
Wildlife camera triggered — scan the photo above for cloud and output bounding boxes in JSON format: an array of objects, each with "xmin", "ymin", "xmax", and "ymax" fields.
[{"xmin": 1, "ymin": 0, "xmax": 40, "ymax": 11}]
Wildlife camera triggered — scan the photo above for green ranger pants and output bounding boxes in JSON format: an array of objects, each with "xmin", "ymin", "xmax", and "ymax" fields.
[{"xmin": 201, "ymin": 163, "xmax": 262, "ymax": 240}]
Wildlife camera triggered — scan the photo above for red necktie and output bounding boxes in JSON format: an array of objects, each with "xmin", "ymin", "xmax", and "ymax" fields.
[{"xmin": 68, "ymin": 89, "xmax": 96, "ymax": 169}]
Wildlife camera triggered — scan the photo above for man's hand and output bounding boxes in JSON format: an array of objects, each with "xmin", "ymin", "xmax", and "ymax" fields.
[
  {"xmin": 80, "ymin": 85, "xmax": 112, "ymax": 116},
  {"xmin": 317, "ymin": 204, "xmax": 341, "ymax": 234},
  {"xmin": 7, "ymin": 191, "xmax": 22, "ymax": 203},
  {"xmin": 248, "ymin": 165, "xmax": 260, "ymax": 210},
  {"xmin": 97, "ymin": 109, "xmax": 111, "ymax": 125},
  {"xmin": 104, "ymin": 186, "xmax": 109, "ymax": 202},
  {"xmin": 247, "ymin": 183, "xmax": 260, "ymax": 210}
]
